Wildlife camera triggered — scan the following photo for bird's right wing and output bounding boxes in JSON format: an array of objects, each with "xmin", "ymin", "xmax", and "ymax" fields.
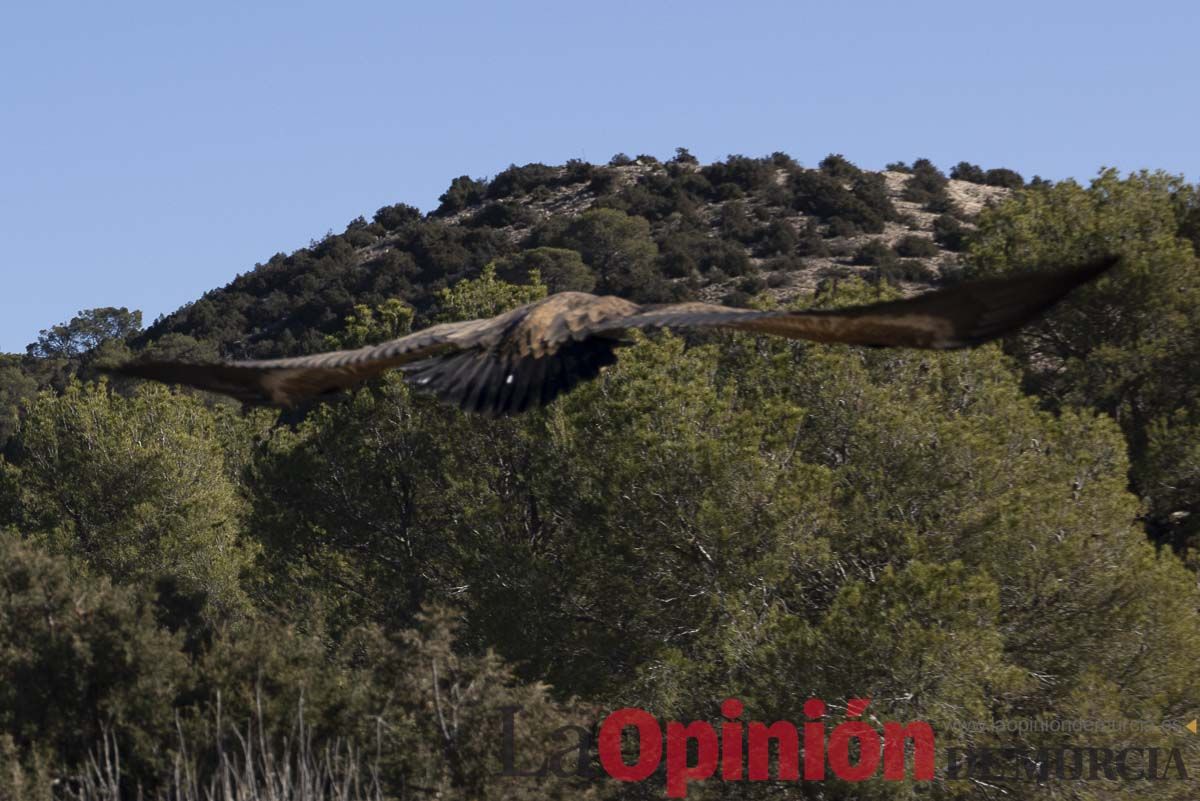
[
  {"xmin": 602, "ymin": 257, "xmax": 1117, "ymax": 349},
  {"xmin": 107, "ymin": 319, "xmax": 487, "ymax": 406}
]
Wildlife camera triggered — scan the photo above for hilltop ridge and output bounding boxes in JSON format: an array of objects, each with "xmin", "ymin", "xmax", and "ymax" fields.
[{"xmin": 139, "ymin": 152, "xmax": 1018, "ymax": 360}]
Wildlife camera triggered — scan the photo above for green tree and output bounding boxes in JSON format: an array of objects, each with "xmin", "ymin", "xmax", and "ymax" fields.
[
  {"xmin": 549, "ymin": 208, "xmax": 661, "ymax": 298},
  {"xmin": 902, "ymin": 158, "xmax": 949, "ymax": 206},
  {"xmin": 373, "ymin": 202, "xmax": 421, "ymax": 230},
  {"xmin": 671, "ymin": 146, "xmax": 699, "ymax": 165},
  {"xmin": 435, "ymin": 175, "xmax": 487, "ymax": 215},
  {"xmin": 26, "ymin": 307, "xmax": 142, "ymax": 359},
  {"xmin": 487, "ymin": 162, "xmax": 560, "ymax": 199},
  {"xmin": 894, "ymin": 233, "xmax": 940, "ymax": 258},
  {"xmin": 819, "ymin": 152, "xmax": 862, "ymax": 179},
  {"xmin": 435, "ymin": 263, "xmax": 547, "ymax": 321},
  {"xmin": 756, "ymin": 219, "xmax": 798, "ymax": 256},
  {"xmin": 0, "ymin": 535, "xmax": 185, "ymax": 785},
  {"xmin": 0, "ymin": 382, "xmax": 255, "ymax": 616},
  {"xmin": 949, "ymin": 161, "xmax": 986, "ymax": 183},
  {"xmin": 968, "ymin": 168, "xmax": 1200, "ymax": 550},
  {"xmin": 700, "ymin": 154, "xmax": 775, "ymax": 194},
  {"xmin": 790, "ymin": 169, "xmax": 893, "ymax": 233},
  {"xmin": 324, "ymin": 298, "xmax": 415, "ymax": 349},
  {"xmin": 0, "ymin": 356, "xmax": 37, "ymax": 447},
  {"xmin": 718, "ymin": 199, "xmax": 756, "ymax": 243},
  {"xmin": 984, "ymin": 167, "xmax": 1024, "ymax": 188},
  {"xmin": 135, "ymin": 332, "xmax": 221, "ymax": 365},
  {"xmin": 497, "ymin": 247, "xmax": 596, "ymax": 293},
  {"xmin": 629, "ymin": 338, "xmax": 1200, "ymax": 799},
  {"xmin": 932, "ymin": 213, "xmax": 968, "ymax": 251},
  {"xmin": 852, "ymin": 239, "xmax": 899, "ymax": 267}
]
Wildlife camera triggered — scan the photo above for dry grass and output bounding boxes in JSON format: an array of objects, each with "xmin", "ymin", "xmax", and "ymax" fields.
[{"xmin": 64, "ymin": 695, "xmax": 383, "ymax": 801}]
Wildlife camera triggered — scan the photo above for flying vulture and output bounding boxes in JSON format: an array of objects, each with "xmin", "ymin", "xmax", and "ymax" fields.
[{"xmin": 110, "ymin": 257, "xmax": 1116, "ymax": 416}]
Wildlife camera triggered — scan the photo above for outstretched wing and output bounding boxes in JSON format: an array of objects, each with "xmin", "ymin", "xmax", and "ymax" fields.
[
  {"xmin": 107, "ymin": 319, "xmax": 491, "ymax": 406},
  {"xmin": 109, "ymin": 258, "xmax": 1116, "ymax": 414},
  {"xmin": 599, "ymin": 256, "xmax": 1117, "ymax": 349}
]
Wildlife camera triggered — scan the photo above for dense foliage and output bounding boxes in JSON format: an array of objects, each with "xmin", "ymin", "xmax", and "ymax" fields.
[{"xmin": 1, "ymin": 154, "xmax": 1198, "ymax": 798}]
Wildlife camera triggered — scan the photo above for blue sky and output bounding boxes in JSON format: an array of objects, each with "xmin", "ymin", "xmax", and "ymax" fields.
[{"xmin": 2, "ymin": 0, "xmax": 1196, "ymax": 353}]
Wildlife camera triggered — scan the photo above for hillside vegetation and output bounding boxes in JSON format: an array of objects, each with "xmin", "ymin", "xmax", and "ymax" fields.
[{"xmin": 1, "ymin": 151, "xmax": 1199, "ymax": 798}]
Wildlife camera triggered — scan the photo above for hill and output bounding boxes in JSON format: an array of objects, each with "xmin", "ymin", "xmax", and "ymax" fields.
[{"xmin": 137, "ymin": 152, "xmax": 1014, "ymax": 360}]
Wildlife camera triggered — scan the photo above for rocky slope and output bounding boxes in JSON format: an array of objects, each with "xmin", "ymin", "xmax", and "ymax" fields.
[{"xmin": 139, "ymin": 154, "xmax": 1016, "ymax": 359}]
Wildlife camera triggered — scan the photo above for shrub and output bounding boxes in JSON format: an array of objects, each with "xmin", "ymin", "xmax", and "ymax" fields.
[
  {"xmin": 672, "ymin": 170, "xmax": 713, "ymax": 198},
  {"xmin": 739, "ymin": 274, "xmax": 767, "ymax": 295},
  {"xmin": 797, "ymin": 219, "xmax": 831, "ymax": 256},
  {"xmin": 343, "ymin": 228, "xmax": 376, "ymax": 248},
  {"xmin": 719, "ymin": 200, "xmax": 756, "ymax": 243},
  {"xmin": 372, "ymin": 203, "xmax": 421, "ymax": 231},
  {"xmin": 819, "ymin": 153, "xmax": 862, "ymax": 179},
  {"xmin": 925, "ymin": 193, "xmax": 959, "ymax": 214},
  {"xmin": 949, "ymin": 162, "xmax": 987, "ymax": 183},
  {"xmin": 851, "ymin": 172, "xmax": 897, "ymax": 221},
  {"xmin": 605, "ymin": 172, "xmax": 704, "ymax": 222},
  {"xmin": 658, "ymin": 234, "xmax": 752, "ymax": 278},
  {"xmin": 549, "ymin": 208, "xmax": 661, "ymax": 296},
  {"xmin": 469, "ymin": 202, "xmax": 535, "ymax": 229},
  {"xmin": 790, "ymin": 169, "xmax": 893, "ymax": 232},
  {"xmin": 435, "ymin": 175, "xmax": 487, "ymax": 215},
  {"xmin": 671, "ymin": 147, "xmax": 699, "ymax": 165},
  {"xmin": 761, "ymin": 182, "xmax": 792, "ymax": 207},
  {"xmin": 902, "ymin": 158, "xmax": 949, "ymax": 204},
  {"xmin": 818, "ymin": 265, "xmax": 854, "ymax": 283},
  {"xmin": 588, "ymin": 167, "xmax": 619, "ymax": 195},
  {"xmin": 756, "ymin": 219, "xmax": 799, "ymax": 256},
  {"xmin": 949, "ymin": 163, "xmax": 1024, "ymax": 189},
  {"xmin": 825, "ymin": 217, "xmax": 862, "ymax": 238},
  {"xmin": 562, "ymin": 158, "xmax": 594, "ymax": 184},
  {"xmin": 701, "ymin": 155, "xmax": 775, "ymax": 195},
  {"xmin": 876, "ymin": 258, "xmax": 938, "ymax": 285},
  {"xmin": 497, "ymin": 247, "xmax": 595, "ymax": 293},
  {"xmin": 984, "ymin": 167, "xmax": 1025, "ymax": 188},
  {"xmin": 722, "ymin": 289, "xmax": 754, "ymax": 306},
  {"xmin": 764, "ymin": 255, "xmax": 807, "ymax": 275},
  {"xmin": 895, "ymin": 234, "xmax": 940, "ymax": 258},
  {"xmin": 608, "ymin": 152, "xmax": 634, "ymax": 166},
  {"xmin": 932, "ymin": 214, "xmax": 968, "ymax": 251},
  {"xmin": 766, "ymin": 270, "xmax": 792, "ymax": 287},
  {"xmin": 827, "ymin": 238, "xmax": 856, "ymax": 257},
  {"xmin": 486, "ymin": 163, "xmax": 561, "ymax": 200},
  {"xmin": 852, "ymin": 239, "xmax": 899, "ymax": 267},
  {"xmin": 0, "ymin": 536, "xmax": 185, "ymax": 786},
  {"xmin": 715, "ymin": 182, "xmax": 745, "ymax": 200},
  {"xmin": 657, "ymin": 232, "xmax": 703, "ymax": 278},
  {"xmin": 763, "ymin": 152, "xmax": 794, "ymax": 171},
  {"xmin": 706, "ymin": 240, "xmax": 753, "ymax": 276}
]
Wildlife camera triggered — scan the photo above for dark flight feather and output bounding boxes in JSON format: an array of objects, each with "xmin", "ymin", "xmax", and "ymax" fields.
[{"xmin": 107, "ymin": 256, "xmax": 1118, "ymax": 416}]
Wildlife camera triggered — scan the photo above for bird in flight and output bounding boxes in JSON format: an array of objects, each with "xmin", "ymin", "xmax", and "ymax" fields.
[{"xmin": 111, "ymin": 257, "xmax": 1116, "ymax": 416}]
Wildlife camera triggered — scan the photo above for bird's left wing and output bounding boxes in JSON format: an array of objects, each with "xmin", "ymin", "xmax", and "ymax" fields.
[
  {"xmin": 107, "ymin": 319, "xmax": 485, "ymax": 406},
  {"xmin": 596, "ymin": 256, "xmax": 1117, "ymax": 349}
]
